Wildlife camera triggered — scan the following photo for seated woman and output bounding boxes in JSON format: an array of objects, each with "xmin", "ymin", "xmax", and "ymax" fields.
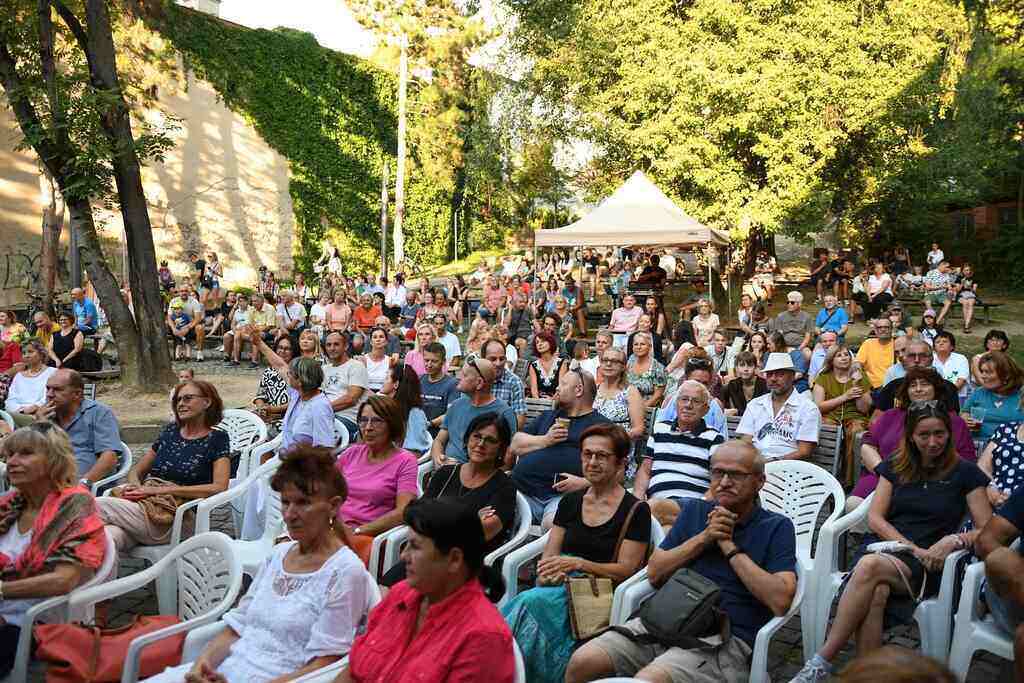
[
  {"xmin": 502, "ymin": 423, "xmax": 652, "ymax": 683},
  {"xmin": 336, "ymin": 395, "xmax": 419, "ymax": 566},
  {"xmin": 404, "ymin": 322, "xmax": 442, "ymax": 377},
  {"xmin": 251, "ymin": 336, "xmax": 295, "ymax": 434},
  {"xmin": 625, "ymin": 313, "xmax": 665, "ymax": 365},
  {"xmin": 962, "ymin": 350, "xmax": 1024, "ymax": 442},
  {"xmin": 977, "ymin": 420, "xmax": 1024, "ymax": 508},
  {"xmin": 144, "ymin": 446, "xmax": 376, "ymax": 683},
  {"xmin": 812, "ymin": 345, "xmax": 873, "ymax": 488},
  {"xmin": 626, "ymin": 331, "xmax": 667, "ymax": 408},
  {"xmin": 5, "ymin": 341, "xmax": 56, "ymax": 427},
  {"xmin": 0, "ymin": 424, "xmax": 106, "ymax": 677},
  {"xmin": 529, "ymin": 330, "xmax": 567, "ymax": 399},
  {"xmin": 380, "ymin": 363, "xmax": 432, "ymax": 455},
  {"xmin": 361, "ymin": 327, "xmax": 392, "ymax": 393},
  {"xmin": 340, "ymin": 498, "xmax": 515, "ymax": 683},
  {"xmin": 852, "ymin": 367, "xmax": 976, "ymax": 507},
  {"xmin": 0, "ymin": 332, "xmax": 22, "ymax": 408},
  {"xmin": 296, "ymin": 328, "xmax": 323, "ymax": 362},
  {"xmin": 593, "ymin": 346, "xmax": 646, "ymax": 441},
  {"xmin": 722, "ymin": 351, "xmax": 768, "ymax": 416},
  {"xmin": 970, "ymin": 329, "xmax": 1009, "ymax": 391},
  {"xmin": 48, "ymin": 311, "xmax": 85, "ymax": 371},
  {"xmin": 380, "ymin": 412, "xmax": 517, "ymax": 586},
  {"xmin": 790, "ymin": 402, "xmax": 992, "ymax": 681},
  {"xmin": 97, "ymin": 381, "xmax": 230, "ymax": 552}
]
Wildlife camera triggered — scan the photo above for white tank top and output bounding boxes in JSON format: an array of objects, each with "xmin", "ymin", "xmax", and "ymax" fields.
[{"xmin": 365, "ymin": 355, "xmax": 390, "ymax": 392}]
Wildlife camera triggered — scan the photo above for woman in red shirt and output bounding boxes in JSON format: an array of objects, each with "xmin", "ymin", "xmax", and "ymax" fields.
[
  {"xmin": 352, "ymin": 293, "xmax": 383, "ymax": 334},
  {"xmin": 342, "ymin": 498, "xmax": 516, "ymax": 683}
]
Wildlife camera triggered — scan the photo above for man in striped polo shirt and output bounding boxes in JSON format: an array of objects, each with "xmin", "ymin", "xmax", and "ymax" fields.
[{"xmin": 634, "ymin": 379, "xmax": 725, "ymax": 530}]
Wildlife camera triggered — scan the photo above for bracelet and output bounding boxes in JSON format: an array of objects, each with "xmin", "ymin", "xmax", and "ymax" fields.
[{"xmin": 724, "ymin": 547, "xmax": 744, "ymax": 562}]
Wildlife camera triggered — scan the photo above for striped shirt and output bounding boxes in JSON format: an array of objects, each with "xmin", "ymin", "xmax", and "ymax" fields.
[{"xmin": 644, "ymin": 419, "xmax": 725, "ymax": 501}]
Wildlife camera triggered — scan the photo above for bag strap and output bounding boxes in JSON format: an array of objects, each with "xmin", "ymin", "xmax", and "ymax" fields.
[
  {"xmin": 612, "ymin": 499, "xmax": 643, "ymax": 563},
  {"xmin": 873, "ymin": 551, "xmax": 926, "ymax": 603}
]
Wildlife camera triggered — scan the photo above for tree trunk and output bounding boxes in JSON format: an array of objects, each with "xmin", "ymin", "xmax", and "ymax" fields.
[
  {"xmin": 38, "ymin": 167, "xmax": 65, "ymax": 311},
  {"xmin": 84, "ymin": 0, "xmax": 173, "ymax": 387}
]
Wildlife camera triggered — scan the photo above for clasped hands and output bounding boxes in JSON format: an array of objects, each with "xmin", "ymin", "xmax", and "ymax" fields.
[
  {"xmin": 703, "ymin": 505, "xmax": 738, "ymax": 553},
  {"xmin": 537, "ymin": 555, "xmax": 583, "ymax": 586},
  {"xmin": 911, "ymin": 534, "xmax": 968, "ymax": 572}
]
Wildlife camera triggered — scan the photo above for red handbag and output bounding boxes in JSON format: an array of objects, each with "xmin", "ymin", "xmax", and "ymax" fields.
[{"xmin": 34, "ymin": 615, "xmax": 185, "ymax": 683}]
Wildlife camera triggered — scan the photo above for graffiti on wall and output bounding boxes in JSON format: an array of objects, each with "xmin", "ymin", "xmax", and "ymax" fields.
[{"xmin": 0, "ymin": 245, "xmax": 69, "ymax": 297}]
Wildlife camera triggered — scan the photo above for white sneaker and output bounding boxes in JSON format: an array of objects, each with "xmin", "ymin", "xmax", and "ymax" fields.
[{"xmin": 789, "ymin": 655, "xmax": 832, "ymax": 683}]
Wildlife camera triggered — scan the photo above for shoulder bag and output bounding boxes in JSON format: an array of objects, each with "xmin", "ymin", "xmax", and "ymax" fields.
[{"xmin": 565, "ymin": 499, "xmax": 643, "ymax": 640}]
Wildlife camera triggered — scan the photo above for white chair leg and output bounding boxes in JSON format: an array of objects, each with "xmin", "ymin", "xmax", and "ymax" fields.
[
  {"xmin": 155, "ymin": 569, "xmax": 178, "ymax": 615},
  {"xmin": 800, "ymin": 599, "xmax": 817, "ymax": 661}
]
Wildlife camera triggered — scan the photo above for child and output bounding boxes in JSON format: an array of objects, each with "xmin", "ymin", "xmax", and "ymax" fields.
[
  {"xmin": 169, "ymin": 303, "xmax": 193, "ymax": 360},
  {"xmin": 177, "ymin": 368, "xmax": 195, "ymax": 383},
  {"xmin": 158, "ymin": 261, "xmax": 176, "ymax": 294},
  {"xmin": 918, "ymin": 308, "xmax": 941, "ymax": 346}
]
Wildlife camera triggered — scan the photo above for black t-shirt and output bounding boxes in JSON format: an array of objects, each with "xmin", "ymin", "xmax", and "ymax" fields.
[
  {"xmin": 866, "ymin": 459, "xmax": 988, "ymax": 551},
  {"xmin": 640, "ymin": 266, "xmax": 667, "ymax": 283},
  {"xmin": 511, "ymin": 409, "xmax": 612, "ymax": 499},
  {"xmin": 426, "ymin": 464, "xmax": 517, "ymax": 553},
  {"xmin": 723, "ymin": 377, "xmax": 769, "ymax": 414},
  {"xmin": 554, "ymin": 490, "xmax": 651, "ymax": 564},
  {"xmin": 874, "ymin": 377, "xmax": 961, "ymax": 413}
]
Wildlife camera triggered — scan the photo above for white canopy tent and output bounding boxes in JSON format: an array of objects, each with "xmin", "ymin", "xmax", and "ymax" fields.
[{"xmin": 534, "ymin": 170, "xmax": 730, "ymax": 248}]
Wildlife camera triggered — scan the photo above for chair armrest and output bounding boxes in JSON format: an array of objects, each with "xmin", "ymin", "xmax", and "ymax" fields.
[
  {"xmin": 380, "ymin": 526, "xmax": 412, "ymax": 578},
  {"xmin": 750, "ymin": 564, "xmax": 806, "ymax": 683},
  {"xmin": 499, "ymin": 534, "xmax": 549, "ymax": 609},
  {"xmin": 954, "ymin": 560, "xmax": 987, "ymax": 628},
  {"xmin": 122, "ymin": 611, "xmax": 232, "ymax": 683},
  {"xmin": 611, "ymin": 567, "xmax": 652, "ymax": 625},
  {"xmin": 291, "ymin": 657, "xmax": 349, "ymax": 683},
  {"xmin": 816, "ymin": 493, "xmax": 873, "ymax": 577},
  {"xmin": 170, "ymin": 497, "xmax": 205, "ymax": 547},
  {"xmin": 935, "ymin": 548, "xmax": 970, "ymax": 607},
  {"xmin": 485, "ymin": 525, "xmax": 532, "ymax": 568},
  {"xmin": 11, "ymin": 593, "xmax": 76, "ymax": 683},
  {"xmin": 369, "ymin": 525, "xmax": 409, "ymax": 581},
  {"xmin": 195, "ymin": 458, "xmax": 279, "ymax": 534},
  {"xmin": 181, "ymin": 622, "xmax": 229, "ymax": 663},
  {"xmin": 91, "ymin": 455, "xmax": 131, "ymax": 494}
]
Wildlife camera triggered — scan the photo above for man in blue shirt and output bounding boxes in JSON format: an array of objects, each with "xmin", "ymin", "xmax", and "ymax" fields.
[
  {"xmin": 566, "ymin": 440, "xmax": 797, "ymax": 683},
  {"xmin": 40, "ymin": 369, "xmax": 121, "ymax": 485},
  {"xmin": 977, "ymin": 485, "xmax": 1024, "ymax": 681},
  {"xmin": 71, "ymin": 287, "xmax": 99, "ymax": 335},
  {"xmin": 814, "ymin": 294, "xmax": 849, "ymax": 340}
]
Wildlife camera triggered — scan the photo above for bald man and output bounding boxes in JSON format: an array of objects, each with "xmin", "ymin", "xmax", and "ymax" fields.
[
  {"xmin": 430, "ymin": 357, "xmax": 517, "ymax": 468},
  {"xmin": 39, "ymin": 368, "xmax": 120, "ymax": 486},
  {"xmin": 71, "ymin": 287, "xmax": 99, "ymax": 335}
]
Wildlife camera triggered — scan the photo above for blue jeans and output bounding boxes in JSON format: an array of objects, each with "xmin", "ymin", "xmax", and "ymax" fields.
[{"xmin": 524, "ymin": 492, "xmax": 563, "ymax": 524}]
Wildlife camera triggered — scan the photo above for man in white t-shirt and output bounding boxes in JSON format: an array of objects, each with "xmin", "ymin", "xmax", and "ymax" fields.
[
  {"xmin": 432, "ymin": 313, "xmax": 462, "ymax": 364},
  {"xmin": 736, "ymin": 352, "xmax": 821, "ymax": 461},
  {"xmin": 932, "ymin": 330, "xmax": 972, "ymax": 400},
  {"xmin": 320, "ymin": 330, "xmax": 368, "ymax": 439},
  {"xmin": 275, "ymin": 290, "xmax": 307, "ymax": 343},
  {"xmin": 579, "ymin": 331, "xmax": 613, "ymax": 379}
]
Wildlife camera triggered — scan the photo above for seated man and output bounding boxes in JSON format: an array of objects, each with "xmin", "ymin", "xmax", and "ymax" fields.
[
  {"xmin": 419, "ymin": 342, "xmax": 459, "ymax": 436},
  {"xmin": 657, "ymin": 357, "xmax": 728, "ymax": 438},
  {"xmin": 566, "ymin": 440, "xmax": 797, "ymax": 683},
  {"xmin": 814, "ymin": 295, "xmax": 849, "ymax": 340},
  {"xmin": 433, "ymin": 313, "xmax": 462, "ymax": 366},
  {"xmin": 320, "ymin": 330, "xmax": 368, "ymax": 439},
  {"xmin": 166, "ymin": 285, "xmax": 206, "ymax": 362},
  {"xmin": 634, "ymin": 380, "xmax": 725, "ymax": 529},
  {"xmin": 976, "ymin": 486, "xmax": 1024, "ymax": 683},
  {"xmin": 736, "ymin": 353, "xmax": 821, "ymax": 461},
  {"xmin": 71, "ymin": 287, "xmax": 99, "ymax": 336},
  {"xmin": 874, "ymin": 338, "xmax": 959, "ymax": 413},
  {"xmin": 855, "ymin": 317, "xmax": 896, "ymax": 389},
  {"xmin": 274, "ymin": 289, "xmax": 307, "ymax": 343},
  {"xmin": 807, "ymin": 330, "xmax": 838, "ymax": 384},
  {"xmin": 509, "ymin": 368, "xmax": 610, "ymax": 525},
  {"xmin": 771, "ymin": 291, "xmax": 814, "ymax": 361},
  {"xmin": 678, "ymin": 280, "xmax": 708, "ymax": 322},
  {"xmin": 634, "ymin": 253, "xmax": 668, "ymax": 287},
  {"xmin": 39, "ymin": 368, "xmax": 120, "ymax": 486},
  {"xmin": 430, "ymin": 357, "xmax": 517, "ymax": 466}
]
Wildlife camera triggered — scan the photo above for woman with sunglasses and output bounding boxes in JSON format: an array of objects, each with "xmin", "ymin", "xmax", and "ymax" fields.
[
  {"xmin": 790, "ymin": 402, "xmax": 991, "ymax": 681},
  {"xmin": 594, "ymin": 347, "xmax": 646, "ymax": 441},
  {"xmin": 378, "ymin": 412, "xmax": 517, "ymax": 587},
  {"xmin": 381, "ymin": 363, "xmax": 431, "ymax": 455},
  {"xmin": 97, "ymin": 381, "xmax": 230, "ymax": 552},
  {"xmin": 627, "ymin": 332, "xmax": 667, "ymax": 408},
  {"xmin": 252, "ymin": 336, "xmax": 296, "ymax": 432},
  {"xmin": 336, "ymin": 395, "xmax": 419, "ymax": 566}
]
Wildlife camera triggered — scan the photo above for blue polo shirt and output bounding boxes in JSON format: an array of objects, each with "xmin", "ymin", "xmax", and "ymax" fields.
[
  {"xmin": 73, "ymin": 298, "xmax": 99, "ymax": 331},
  {"xmin": 815, "ymin": 306, "xmax": 849, "ymax": 334},
  {"xmin": 62, "ymin": 399, "xmax": 122, "ymax": 477},
  {"xmin": 661, "ymin": 498, "xmax": 797, "ymax": 647}
]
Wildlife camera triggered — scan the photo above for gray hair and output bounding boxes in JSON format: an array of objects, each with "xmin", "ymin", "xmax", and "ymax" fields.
[
  {"xmin": 632, "ymin": 331, "xmax": 653, "ymax": 346},
  {"xmin": 676, "ymin": 379, "xmax": 711, "ymax": 406},
  {"xmin": 289, "ymin": 357, "xmax": 324, "ymax": 392}
]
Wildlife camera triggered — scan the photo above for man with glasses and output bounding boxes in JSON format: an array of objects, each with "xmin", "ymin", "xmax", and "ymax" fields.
[
  {"xmin": 855, "ymin": 317, "xmax": 896, "ymax": 388},
  {"xmin": 657, "ymin": 358, "xmax": 729, "ymax": 438},
  {"xmin": 736, "ymin": 353, "xmax": 821, "ymax": 461},
  {"xmin": 567, "ymin": 440, "xmax": 797, "ymax": 683},
  {"xmin": 874, "ymin": 338, "xmax": 960, "ymax": 413},
  {"xmin": 430, "ymin": 357, "xmax": 516, "ymax": 467},
  {"xmin": 483, "ymin": 339, "xmax": 527, "ymax": 429},
  {"xmin": 510, "ymin": 367, "xmax": 610, "ymax": 526},
  {"xmin": 634, "ymin": 380, "xmax": 725, "ymax": 530},
  {"xmin": 36, "ymin": 368, "xmax": 120, "ymax": 487},
  {"xmin": 771, "ymin": 291, "xmax": 814, "ymax": 361},
  {"xmin": 321, "ymin": 330, "xmax": 368, "ymax": 440}
]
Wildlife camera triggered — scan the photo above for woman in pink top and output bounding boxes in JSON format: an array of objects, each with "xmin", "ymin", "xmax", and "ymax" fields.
[
  {"xmin": 325, "ymin": 289, "xmax": 352, "ymax": 332},
  {"xmin": 336, "ymin": 395, "xmax": 419, "ymax": 566},
  {"xmin": 482, "ymin": 275, "xmax": 505, "ymax": 314}
]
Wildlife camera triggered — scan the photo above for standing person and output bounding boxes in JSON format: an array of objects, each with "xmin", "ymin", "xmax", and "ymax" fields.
[
  {"xmin": 320, "ymin": 331, "xmax": 369, "ymax": 441},
  {"xmin": 430, "ymin": 358, "xmax": 517, "ymax": 467},
  {"xmin": 962, "ymin": 351, "xmax": 1024, "ymax": 442},
  {"xmin": 6, "ymin": 341, "xmax": 58, "ymax": 427},
  {"xmin": 813, "ymin": 346, "xmax": 873, "ymax": 486},
  {"xmin": 736, "ymin": 353, "xmax": 821, "ymax": 461},
  {"xmin": 753, "ymin": 250, "xmax": 777, "ymax": 301},
  {"xmin": 339, "ymin": 499, "xmax": 516, "ymax": 683},
  {"xmin": 189, "ymin": 252, "xmax": 208, "ymax": 302},
  {"xmin": 955, "ymin": 263, "xmax": 978, "ymax": 334},
  {"xmin": 722, "ymin": 351, "xmax": 769, "ymax": 416},
  {"xmin": 593, "ymin": 346, "xmax": 646, "ymax": 441},
  {"xmin": 772, "ymin": 291, "xmax": 814, "ymax": 361},
  {"xmin": 419, "ymin": 342, "xmax": 459, "ymax": 435},
  {"xmin": 70, "ymin": 288, "xmax": 98, "ymax": 335},
  {"xmin": 205, "ymin": 252, "xmax": 223, "ymax": 306},
  {"xmin": 863, "ymin": 262, "xmax": 894, "ymax": 320},
  {"xmin": 690, "ymin": 299, "xmax": 721, "ymax": 347},
  {"xmin": 931, "ymin": 331, "xmax": 971, "ymax": 401},
  {"xmin": 789, "ymin": 404, "xmax": 991, "ymax": 682},
  {"xmin": 627, "ymin": 332, "xmax": 667, "ymax": 408},
  {"xmin": 503, "ymin": 424, "xmax": 652, "ymax": 683},
  {"xmin": 856, "ymin": 318, "xmax": 896, "ymax": 389}
]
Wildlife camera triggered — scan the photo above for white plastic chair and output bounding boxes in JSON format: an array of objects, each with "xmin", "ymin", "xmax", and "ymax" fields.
[
  {"xmin": 68, "ymin": 532, "xmax": 243, "ymax": 683},
  {"xmin": 5, "ymin": 529, "xmax": 118, "ymax": 683},
  {"xmin": 375, "ymin": 492, "xmax": 534, "ymax": 582},
  {"xmin": 0, "ymin": 461, "xmax": 6, "ymax": 494},
  {"xmin": 611, "ymin": 562, "xmax": 805, "ymax": 683},
  {"xmin": 196, "ymin": 457, "xmax": 283, "ymax": 578},
  {"xmin": 217, "ymin": 409, "xmax": 269, "ymax": 480},
  {"xmin": 333, "ymin": 415, "xmax": 351, "ymax": 455},
  {"xmin": 948, "ymin": 558, "xmax": 1014, "ymax": 679},
  {"xmin": 499, "ymin": 514, "xmax": 666, "ymax": 613},
  {"xmin": 0, "ymin": 408, "xmax": 14, "ymax": 430},
  {"xmin": 167, "ymin": 572, "xmax": 383, "ymax": 683},
  {"xmin": 812, "ymin": 493, "xmax": 969, "ymax": 661},
  {"xmin": 365, "ymin": 459, "xmax": 432, "ymax": 579},
  {"xmin": 514, "ymin": 638, "xmax": 526, "ymax": 683},
  {"xmin": 90, "ymin": 442, "xmax": 133, "ymax": 495},
  {"xmin": 761, "ymin": 460, "xmax": 845, "ymax": 659}
]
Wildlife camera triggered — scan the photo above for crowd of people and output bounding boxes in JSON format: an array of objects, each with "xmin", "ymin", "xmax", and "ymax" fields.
[{"xmin": 0, "ymin": 240, "xmax": 1021, "ymax": 683}]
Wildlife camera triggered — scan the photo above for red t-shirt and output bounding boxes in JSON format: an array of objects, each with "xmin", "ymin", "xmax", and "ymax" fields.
[
  {"xmin": 352, "ymin": 305, "xmax": 383, "ymax": 332},
  {"xmin": 349, "ymin": 579, "xmax": 515, "ymax": 683}
]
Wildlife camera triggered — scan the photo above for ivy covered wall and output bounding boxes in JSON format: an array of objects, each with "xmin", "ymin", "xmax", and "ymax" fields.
[{"xmin": 159, "ymin": 6, "xmax": 452, "ymax": 274}]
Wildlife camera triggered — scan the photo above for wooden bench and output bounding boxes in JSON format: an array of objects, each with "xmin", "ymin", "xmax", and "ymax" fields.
[
  {"xmin": 895, "ymin": 298, "xmax": 1002, "ymax": 324},
  {"xmin": 83, "ymin": 383, "xmax": 96, "ymax": 401},
  {"xmin": 725, "ymin": 415, "xmax": 844, "ymax": 479}
]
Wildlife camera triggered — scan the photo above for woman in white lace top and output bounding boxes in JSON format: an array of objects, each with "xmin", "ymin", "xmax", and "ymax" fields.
[{"xmin": 144, "ymin": 446, "xmax": 376, "ymax": 683}]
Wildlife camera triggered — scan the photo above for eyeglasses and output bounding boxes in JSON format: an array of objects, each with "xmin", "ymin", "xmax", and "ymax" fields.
[
  {"xmin": 686, "ymin": 358, "xmax": 712, "ymax": 370},
  {"xmin": 677, "ymin": 396, "xmax": 707, "ymax": 406},
  {"xmin": 175, "ymin": 394, "xmax": 205, "ymax": 404},
  {"xmin": 582, "ymin": 449, "xmax": 615, "ymax": 462},
  {"xmin": 709, "ymin": 468, "xmax": 754, "ymax": 483},
  {"xmin": 469, "ymin": 433, "xmax": 501, "ymax": 447},
  {"xmin": 357, "ymin": 416, "xmax": 386, "ymax": 426}
]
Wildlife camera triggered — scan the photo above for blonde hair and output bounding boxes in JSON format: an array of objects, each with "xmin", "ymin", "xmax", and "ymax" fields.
[{"xmin": 2, "ymin": 424, "xmax": 78, "ymax": 490}]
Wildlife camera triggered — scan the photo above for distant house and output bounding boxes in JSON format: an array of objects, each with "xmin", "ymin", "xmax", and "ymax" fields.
[{"xmin": 946, "ymin": 200, "xmax": 1021, "ymax": 244}]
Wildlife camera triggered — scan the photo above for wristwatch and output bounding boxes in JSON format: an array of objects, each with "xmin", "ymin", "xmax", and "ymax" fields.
[
  {"xmin": 724, "ymin": 546, "xmax": 744, "ymax": 562},
  {"xmin": 79, "ymin": 478, "xmax": 92, "ymax": 489}
]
